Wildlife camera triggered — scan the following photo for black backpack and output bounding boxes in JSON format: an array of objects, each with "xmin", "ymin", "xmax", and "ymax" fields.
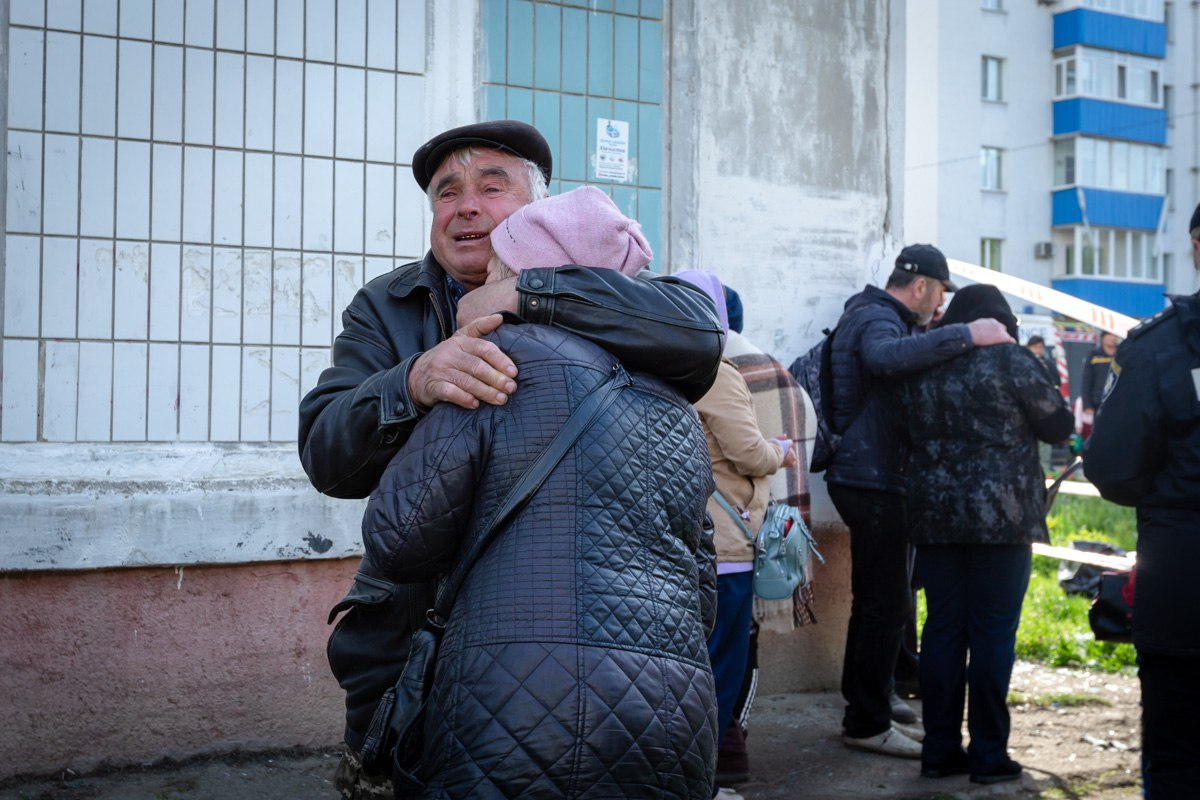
[{"xmin": 788, "ymin": 324, "xmax": 870, "ymax": 473}]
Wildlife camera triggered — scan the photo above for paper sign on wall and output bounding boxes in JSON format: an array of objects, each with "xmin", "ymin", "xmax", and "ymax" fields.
[{"xmin": 595, "ymin": 118, "xmax": 629, "ymax": 182}]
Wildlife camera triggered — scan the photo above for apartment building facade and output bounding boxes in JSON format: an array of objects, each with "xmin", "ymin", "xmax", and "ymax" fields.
[{"xmin": 906, "ymin": 0, "xmax": 1199, "ymax": 321}]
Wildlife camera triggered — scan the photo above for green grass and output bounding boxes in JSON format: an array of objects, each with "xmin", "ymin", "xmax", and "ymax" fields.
[
  {"xmin": 917, "ymin": 495, "xmax": 1139, "ymax": 673},
  {"xmin": 1007, "ymin": 690, "xmax": 1113, "ymax": 708}
]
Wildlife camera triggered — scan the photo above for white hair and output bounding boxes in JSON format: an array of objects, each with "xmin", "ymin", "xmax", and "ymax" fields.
[{"xmin": 426, "ymin": 146, "xmax": 549, "ymax": 209}]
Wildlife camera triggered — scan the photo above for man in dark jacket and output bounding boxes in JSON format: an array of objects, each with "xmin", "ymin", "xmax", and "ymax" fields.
[
  {"xmin": 300, "ymin": 121, "xmax": 725, "ymax": 791},
  {"xmin": 826, "ymin": 244, "xmax": 1014, "ymax": 758},
  {"xmin": 1079, "ymin": 331, "xmax": 1118, "ymax": 426},
  {"xmin": 1084, "ymin": 203, "xmax": 1200, "ymax": 798}
]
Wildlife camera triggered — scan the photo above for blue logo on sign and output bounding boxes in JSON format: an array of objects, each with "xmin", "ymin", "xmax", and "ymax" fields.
[{"xmin": 606, "ymin": 122, "xmax": 620, "ymax": 138}]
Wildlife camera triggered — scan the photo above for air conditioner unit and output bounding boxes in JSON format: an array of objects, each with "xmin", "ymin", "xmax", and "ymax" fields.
[{"xmin": 1034, "ymin": 241, "xmax": 1054, "ymax": 259}]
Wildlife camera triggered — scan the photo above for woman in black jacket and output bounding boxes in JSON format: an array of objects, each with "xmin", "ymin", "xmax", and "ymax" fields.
[
  {"xmin": 900, "ymin": 285, "xmax": 1073, "ymax": 786},
  {"xmin": 361, "ymin": 188, "xmax": 719, "ymax": 798}
]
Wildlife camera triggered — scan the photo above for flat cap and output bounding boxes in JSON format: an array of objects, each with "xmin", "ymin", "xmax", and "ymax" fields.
[{"xmin": 411, "ymin": 120, "xmax": 553, "ymax": 192}]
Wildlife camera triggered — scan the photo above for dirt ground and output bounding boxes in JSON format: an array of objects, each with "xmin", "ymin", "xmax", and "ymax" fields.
[{"xmin": 0, "ymin": 661, "xmax": 1142, "ymax": 800}]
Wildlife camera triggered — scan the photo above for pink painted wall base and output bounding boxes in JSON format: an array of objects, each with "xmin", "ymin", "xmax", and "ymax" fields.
[{"xmin": 0, "ymin": 558, "xmax": 359, "ymax": 779}]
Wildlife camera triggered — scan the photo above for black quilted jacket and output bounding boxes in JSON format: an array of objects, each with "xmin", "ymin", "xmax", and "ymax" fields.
[{"xmin": 362, "ymin": 322, "xmax": 718, "ymax": 799}]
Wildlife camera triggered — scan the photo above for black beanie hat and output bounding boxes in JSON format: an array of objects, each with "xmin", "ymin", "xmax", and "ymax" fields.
[
  {"xmin": 938, "ymin": 284, "xmax": 1018, "ymax": 341},
  {"xmin": 1189, "ymin": 202, "xmax": 1200, "ymax": 236}
]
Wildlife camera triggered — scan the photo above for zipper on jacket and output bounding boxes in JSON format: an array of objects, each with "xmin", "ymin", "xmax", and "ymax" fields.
[{"xmin": 428, "ymin": 288, "xmax": 451, "ymax": 339}]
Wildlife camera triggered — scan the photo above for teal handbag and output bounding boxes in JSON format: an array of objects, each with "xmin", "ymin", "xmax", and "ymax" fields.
[{"xmin": 712, "ymin": 493, "xmax": 824, "ymax": 601}]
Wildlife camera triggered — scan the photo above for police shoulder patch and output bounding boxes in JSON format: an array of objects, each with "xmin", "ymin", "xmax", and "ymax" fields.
[{"xmin": 1125, "ymin": 304, "xmax": 1176, "ymax": 340}]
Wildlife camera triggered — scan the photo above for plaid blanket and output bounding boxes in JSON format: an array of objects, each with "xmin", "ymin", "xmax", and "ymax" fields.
[{"xmin": 726, "ymin": 331, "xmax": 817, "ymax": 628}]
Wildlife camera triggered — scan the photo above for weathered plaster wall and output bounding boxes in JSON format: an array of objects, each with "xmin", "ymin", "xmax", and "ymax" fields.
[
  {"xmin": 670, "ymin": 0, "xmax": 902, "ymax": 370},
  {"xmin": 668, "ymin": 0, "xmax": 904, "ymax": 692},
  {"xmin": 0, "ymin": 559, "xmax": 354, "ymax": 779},
  {"xmin": 0, "ymin": 444, "xmax": 365, "ymax": 570}
]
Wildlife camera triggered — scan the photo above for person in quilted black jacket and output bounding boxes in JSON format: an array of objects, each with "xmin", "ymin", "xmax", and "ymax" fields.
[
  {"xmin": 361, "ymin": 188, "xmax": 719, "ymax": 798},
  {"xmin": 899, "ymin": 284, "xmax": 1072, "ymax": 785}
]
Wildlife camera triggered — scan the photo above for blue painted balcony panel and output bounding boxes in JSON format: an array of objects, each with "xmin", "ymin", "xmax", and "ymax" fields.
[
  {"xmin": 1052, "ymin": 277, "xmax": 1167, "ymax": 318},
  {"xmin": 1053, "ymin": 98, "xmax": 1166, "ymax": 145},
  {"xmin": 1054, "ymin": 9, "xmax": 1166, "ymax": 58},
  {"xmin": 1052, "ymin": 188, "xmax": 1163, "ymax": 230}
]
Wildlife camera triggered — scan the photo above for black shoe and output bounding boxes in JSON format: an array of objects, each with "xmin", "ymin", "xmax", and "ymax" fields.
[
  {"xmin": 920, "ymin": 752, "xmax": 970, "ymax": 779},
  {"xmin": 970, "ymin": 758, "xmax": 1022, "ymax": 785}
]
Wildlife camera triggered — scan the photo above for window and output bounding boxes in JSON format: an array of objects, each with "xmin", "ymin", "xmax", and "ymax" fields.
[
  {"xmin": 481, "ymin": 3, "xmax": 665, "ymax": 259},
  {"xmin": 1164, "ymin": 84, "xmax": 1173, "ymax": 125},
  {"xmin": 982, "ymin": 0, "xmax": 1002, "ymax": 9},
  {"xmin": 1112, "ymin": 141, "xmax": 1130, "ymax": 190},
  {"xmin": 1081, "ymin": 0, "xmax": 1164, "ymax": 22},
  {"xmin": 1058, "ymin": 137, "xmax": 1165, "ymax": 193},
  {"xmin": 981, "ymin": 147, "xmax": 1003, "ymax": 190},
  {"xmin": 981, "ymin": 239, "xmax": 1003, "ymax": 270},
  {"xmin": 1166, "ymin": 167, "xmax": 1174, "ymax": 210},
  {"xmin": 1165, "ymin": 2, "xmax": 1174, "ymax": 42},
  {"xmin": 1054, "ymin": 139, "xmax": 1076, "ymax": 186},
  {"xmin": 1055, "ymin": 47, "xmax": 1164, "ymax": 106},
  {"xmin": 1069, "ymin": 227, "xmax": 1160, "ymax": 279},
  {"xmin": 982, "ymin": 57, "xmax": 1003, "ymax": 101}
]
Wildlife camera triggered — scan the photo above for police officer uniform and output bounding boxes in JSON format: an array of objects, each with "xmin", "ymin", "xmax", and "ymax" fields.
[{"xmin": 1084, "ymin": 290, "xmax": 1200, "ymax": 798}]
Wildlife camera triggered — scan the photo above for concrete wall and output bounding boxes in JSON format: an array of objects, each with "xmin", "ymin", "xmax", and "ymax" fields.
[
  {"xmin": 667, "ymin": 0, "xmax": 905, "ymax": 692},
  {"xmin": 0, "ymin": 559, "xmax": 354, "ymax": 779}
]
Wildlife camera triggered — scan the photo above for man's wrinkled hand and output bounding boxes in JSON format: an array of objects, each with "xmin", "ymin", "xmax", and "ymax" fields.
[
  {"xmin": 456, "ymin": 277, "xmax": 519, "ymax": 329},
  {"xmin": 407, "ymin": 314, "xmax": 517, "ymax": 410},
  {"xmin": 967, "ymin": 318, "xmax": 1016, "ymax": 347}
]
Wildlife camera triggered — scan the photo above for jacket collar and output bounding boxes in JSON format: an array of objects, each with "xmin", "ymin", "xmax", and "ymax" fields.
[
  {"xmin": 853, "ymin": 283, "xmax": 918, "ymax": 325},
  {"xmin": 387, "ymin": 251, "xmax": 446, "ymax": 300}
]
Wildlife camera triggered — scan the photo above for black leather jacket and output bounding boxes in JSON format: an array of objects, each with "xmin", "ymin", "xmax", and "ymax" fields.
[{"xmin": 298, "ymin": 252, "xmax": 724, "ymax": 498}]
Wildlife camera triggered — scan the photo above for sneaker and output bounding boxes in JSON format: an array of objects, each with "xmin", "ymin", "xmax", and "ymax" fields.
[
  {"xmin": 843, "ymin": 726, "xmax": 923, "ymax": 759},
  {"xmin": 970, "ymin": 758, "xmax": 1023, "ymax": 785},
  {"xmin": 715, "ymin": 788, "xmax": 745, "ymax": 800},
  {"xmin": 890, "ymin": 692, "xmax": 919, "ymax": 724},
  {"xmin": 921, "ymin": 751, "xmax": 970, "ymax": 779},
  {"xmin": 892, "ymin": 720, "xmax": 925, "ymax": 742}
]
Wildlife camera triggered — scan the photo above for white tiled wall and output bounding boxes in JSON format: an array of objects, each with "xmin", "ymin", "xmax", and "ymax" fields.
[{"xmin": 2, "ymin": 0, "xmax": 429, "ymax": 443}]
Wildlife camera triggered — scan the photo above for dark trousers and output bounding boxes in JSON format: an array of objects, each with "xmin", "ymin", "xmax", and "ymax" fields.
[
  {"xmin": 918, "ymin": 543, "xmax": 1030, "ymax": 770},
  {"xmin": 828, "ymin": 485, "xmax": 912, "ymax": 738},
  {"xmin": 1140, "ymin": 651, "xmax": 1200, "ymax": 798},
  {"xmin": 894, "ymin": 548, "xmax": 921, "ymax": 693},
  {"xmin": 707, "ymin": 572, "xmax": 754, "ymax": 752}
]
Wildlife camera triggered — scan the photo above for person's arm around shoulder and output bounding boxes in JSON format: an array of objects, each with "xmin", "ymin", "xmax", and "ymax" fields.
[
  {"xmin": 1084, "ymin": 337, "xmax": 1166, "ymax": 506},
  {"xmin": 300, "ymin": 283, "xmax": 518, "ymax": 499},
  {"xmin": 510, "ymin": 266, "xmax": 725, "ymax": 402},
  {"xmin": 859, "ymin": 312, "xmax": 1013, "ymax": 381}
]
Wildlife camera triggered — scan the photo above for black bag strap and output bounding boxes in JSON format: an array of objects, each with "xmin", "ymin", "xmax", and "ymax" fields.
[
  {"xmin": 819, "ymin": 323, "xmax": 873, "ymax": 438},
  {"xmin": 426, "ymin": 363, "xmax": 632, "ymax": 628}
]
